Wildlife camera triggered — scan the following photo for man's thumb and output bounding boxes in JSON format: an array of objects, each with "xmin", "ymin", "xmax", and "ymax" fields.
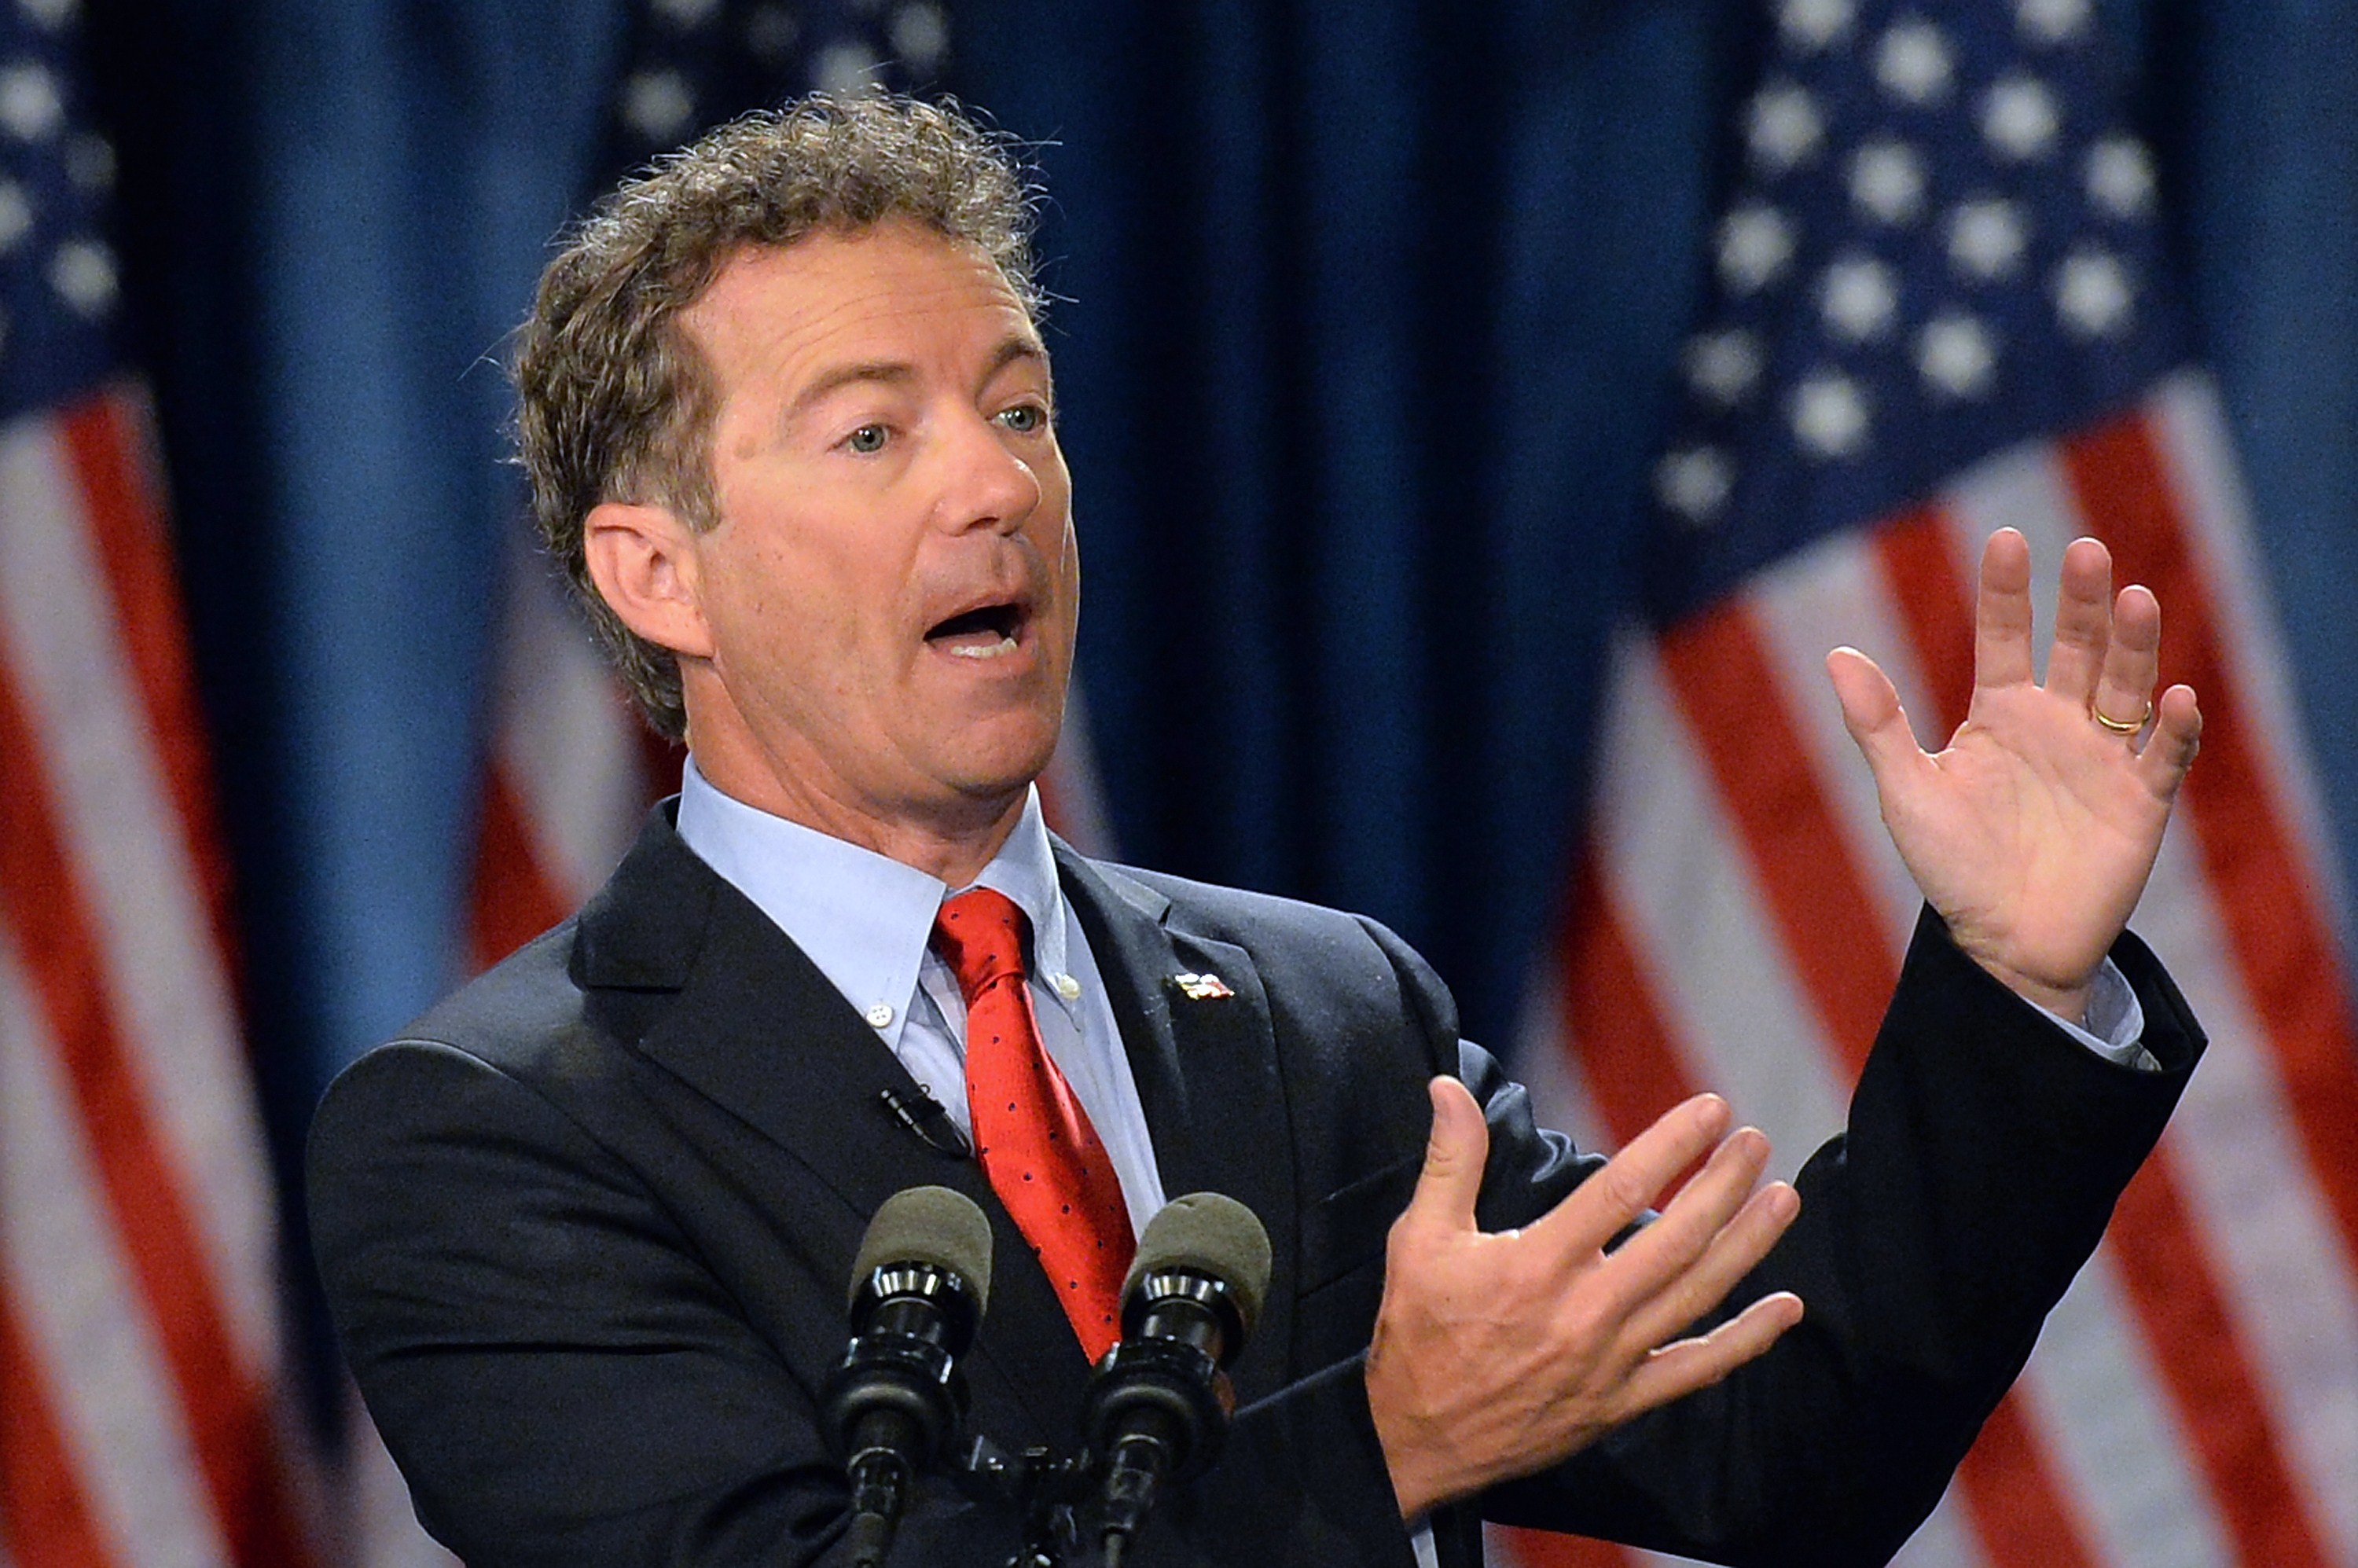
[{"xmin": 1405, "ymin": 1076, "xmax": 1489, "ymax": 1232}]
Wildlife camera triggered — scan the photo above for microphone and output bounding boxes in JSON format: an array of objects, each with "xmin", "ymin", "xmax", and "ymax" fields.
[
  {"xmin": 1082, "ymin": 1192, "xmax": 1273, "ymax": 1566},
  {"xmin": 820, "ymin": 1186, "xmax": 994, "ymax": 1568}
]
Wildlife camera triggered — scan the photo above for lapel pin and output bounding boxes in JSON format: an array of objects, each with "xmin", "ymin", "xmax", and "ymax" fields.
[{"xmin": 1170, "ymin": 971, "xmax": 1234, "ymax": 1001}]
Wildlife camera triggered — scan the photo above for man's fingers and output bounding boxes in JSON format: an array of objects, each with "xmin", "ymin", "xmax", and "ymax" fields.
[
  {"xmin": 1596, "ymin": 1126, "xmax": 1768, "ymax": 1292},
  {"xmin": 1827, "ymin": 648, "xmax": 1929, "ymax": 783},
  {"xmin": 1621, "ymin": 1179, "xmax": 1801, "ymax": 1355},
  {"xmin": 1530, "ymin": 1094, "xmax": 1732, "ymax": 1255},
  {"xmin": 2091, "ymin": 583, "xmax": 2160, "ymax": 734},
  {"xmin": 2135, "ymin": 682, "xmax": 2202, "ymax": 799},
  {"xmin": 1618, "ymin": 1291, "xmax": 1805, "ymax": 1420},
  {"xmin": 1973, "ymin": 527, "xmax": 2037, "ymax": 691},
  {"xmin": 2043, "ymin": 536, "xmax": 2116, "ymax": 703},
  {"xmin": 1397, "ymin": 1077, "xmax": 1493, "ymax": 1237}
]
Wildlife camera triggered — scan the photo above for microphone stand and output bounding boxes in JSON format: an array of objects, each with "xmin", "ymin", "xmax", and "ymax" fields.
[{"xmin": 951, "ymin": 1433, "xmax": 1098, "ymax": 1568}]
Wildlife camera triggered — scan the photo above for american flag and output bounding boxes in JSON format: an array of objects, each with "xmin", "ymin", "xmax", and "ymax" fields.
[
  {"xmin": 1506, "ymin": 2, "xmax": 2358, "ymax": 1566},
  {"xmin": 0, "ymin": 4, "xmax": 317, "ymax": 1566}
]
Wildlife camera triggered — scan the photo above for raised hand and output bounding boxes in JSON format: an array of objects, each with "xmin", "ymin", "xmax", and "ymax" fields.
[
  {"xmin": 1364, "ymin": 1079, "xmax": 1803, "ymax": 1517},
  {"xmin": 1826, "ymin": 527, "xmax": 2202, "ymax": 1020}
]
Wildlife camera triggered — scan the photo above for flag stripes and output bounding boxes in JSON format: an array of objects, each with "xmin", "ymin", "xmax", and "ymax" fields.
[
  {"xmin": 468, "ymin": 534, "xmax": 663, "ymax": 971},
  {"xmin": 2061, "ymin": 412, "xmax": 2358, "ymax": 1269},
  {"xmin": 1947, "ymin": 399, "xmax": 2358, "ymax": 1561},
  {"xmin": 468, "ymin": 764, "xmax": 575, "ymax": 973},
  {"xmin": 1520, "ymin": 377, "xmax": 2358, "ymax": 1566},
  {"xmin": 0, "ymin": 388, "xmax": 313, "ymax": 1566},
  {"xmin": 57, "ymin": 399, "xmax": 242, "ymax": 973},
  {"xmin": 1660, "ymin": 606, "xmax": 1900, "ymax": 1063},
  {"xmin": 0, "ymin": 1282, "xmax": 111, "ymax": 1567},
  {"xmin": 1948, "ymin": 1397, "xmax": 2096, "ymax": 1568},
  {"xmin": 1907, "ymin": 410, "xmax": 2331, "ymax": 1568},
  {"xmin": 2, "ymin": 931, "xmax": 227, "ymax": 1566},
  {"xmin": 2011, "ymin": 1249, "xmax": 2232, "ymax": 1568}
]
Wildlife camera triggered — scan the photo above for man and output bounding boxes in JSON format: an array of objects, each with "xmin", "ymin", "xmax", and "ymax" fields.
[{"xmin": 309, "ymin": 96, "xmax": 2206, "ymax": 1567}]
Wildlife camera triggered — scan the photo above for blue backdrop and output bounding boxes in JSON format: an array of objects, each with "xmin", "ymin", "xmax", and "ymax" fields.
[{"xmin": 92, "ymin": 0, "xmax": 2358, "ymax": 1401}]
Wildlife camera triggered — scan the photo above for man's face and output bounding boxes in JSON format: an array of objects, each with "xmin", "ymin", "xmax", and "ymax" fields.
[{"xmin": 675, "ymin": 221, "xmax": 1077, "ymax": 842}]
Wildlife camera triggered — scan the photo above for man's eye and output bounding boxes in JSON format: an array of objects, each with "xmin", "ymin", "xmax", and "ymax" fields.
[
  {"xmin": 997, "ymin": 404, "xmax": 1048, "ymax": 434},
  {"xmin": 846, "ymin": 424, "xmax": 889, "ymax": 454}
]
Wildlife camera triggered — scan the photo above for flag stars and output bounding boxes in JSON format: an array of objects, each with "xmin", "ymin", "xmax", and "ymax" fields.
[
  {"xmin": 1875, "ymin": 19, "xmax": 1955, "ymax": 108},
  {"xmin": 889, "ymin": 2, "xmax": 950, "ymax": 73},
  {"xmin": 0, "ymin": 59, "xmax": 62, "ymax": 141},
  {"xmin": 1717, "ymin": 203, "xmax": 1796, "ymax": 294},
  {"xmin": 1849, "ymin": 140, "xmax": 1928, "ymax": 226},
  {"xmin": 1778, "ymin": 0, "xmax": 1855, "ymax": 52},
  {"xmin": 815, "ymin": 39, "xmax": 883, "ymax": 94},
  {"xmin": 1791, "ymin": 369, "xmax": 1871, "ymax": 460},
  {"xmin": 1947, "ymin": 196, "xmax": 2029, "ymax": 281},
  {"xmin": 1982, "ymin": 74, "xmax": 2062, "ymax": 161},
  {"xmin": 1820, "ymin": 254, "xmax": 1901, "ymax": 342},
  {"xmin": 2017, "ymin": 0, "xmax": 2092, "ymax": 45},
  {"xmin": 1656, "ymin": 446, "xmax": 1734, "ymax": 526},
  {"xmin": 49, "ymin": 237, "xmax": 114, "ymax": 318},
  {"xmin": 2085, "ymin": 134, "xmax": 2156, "ymax": 219},
  {"xmin": 1917, "ymin": 313, "xmax": 1999, "ymax": 398},
  {"xmin": 1684, "ymin": 329, "xmax": 1765, "ymax": 408},
  {"xmin": 650, "ymin": 0, "xmax": 722, "ymax": 24},
  {"xmin": 620, "ymin": 69, "xmax": 694, "ymax": 141},
  {"xmin": 2055, "ymin": 248, "xmax": 2134, "ymax": 338},
  {"xmin": 17, "ymin": 0, "xmax": 78, "ymax": 29},
  {"xmin": 1746, "ymin": 80, "xmax": 1825, "ymax": 175}
]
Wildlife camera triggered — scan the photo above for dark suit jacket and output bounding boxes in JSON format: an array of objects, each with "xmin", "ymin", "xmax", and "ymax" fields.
[{"xmin": 308, "ymin": 806, "xmax": 2203, "ymax": 1567}]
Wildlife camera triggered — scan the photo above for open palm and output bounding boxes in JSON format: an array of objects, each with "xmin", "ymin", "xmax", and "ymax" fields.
[{"xmin": 1827, "ymin": 528, "xmax": 2202, "ymax": 1019}]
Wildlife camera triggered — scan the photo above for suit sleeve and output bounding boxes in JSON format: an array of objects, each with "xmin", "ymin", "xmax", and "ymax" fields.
[
  {"xmin": 307, "ymin": 1040, "xmax": 1023, "ymax": 1568},
  {"xmin": 1477, "ymin": 907, "xmax": 2205, "ymax": 1566}
]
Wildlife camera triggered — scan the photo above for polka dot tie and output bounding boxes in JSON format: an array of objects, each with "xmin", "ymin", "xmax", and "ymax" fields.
[{"xmin": 932, "ymin": 888, "xmax": 1134, "ymax": 1361}]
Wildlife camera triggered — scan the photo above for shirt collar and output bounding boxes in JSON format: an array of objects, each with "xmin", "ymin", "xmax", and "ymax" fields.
[{"xmin": 673, "ymin": 756, "xmax": 1072, "ymax": 1044}]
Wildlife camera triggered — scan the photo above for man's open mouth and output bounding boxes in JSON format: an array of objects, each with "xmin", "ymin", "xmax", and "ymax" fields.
[{"xmin": 924, "ymin": 600, "xmax": 1028, "ymax": 660}]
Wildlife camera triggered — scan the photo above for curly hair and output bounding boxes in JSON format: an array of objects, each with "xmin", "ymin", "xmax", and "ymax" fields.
[{"xmin": 511, "ymin": 94, "xmax": 1042, "ymax": 738}]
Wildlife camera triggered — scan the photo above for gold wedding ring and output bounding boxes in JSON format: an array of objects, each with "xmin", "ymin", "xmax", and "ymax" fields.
[{"xmin": 2092, "ymin": 700, "xmax": 2152, "ymax": 735}]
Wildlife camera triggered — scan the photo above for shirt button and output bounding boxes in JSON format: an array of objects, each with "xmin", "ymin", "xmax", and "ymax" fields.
[
  {"xmin": 865, "ymin": 1003, "xmax": 894, "ymax": 1028},
  {"xmin": 1052, "ymin": 973, "xmax": 1082, "ymax": 1002}
]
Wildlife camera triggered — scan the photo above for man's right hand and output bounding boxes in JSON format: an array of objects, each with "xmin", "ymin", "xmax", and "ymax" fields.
[{"xmin": 1364, "ymin": 1079, "xmax": 1805, "ymax": 1518}]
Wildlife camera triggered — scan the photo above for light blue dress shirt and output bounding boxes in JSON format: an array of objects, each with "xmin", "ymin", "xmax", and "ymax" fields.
[{"xmin": 675, "ymin": 757, "xmax": 1169, "ymax": 1237}]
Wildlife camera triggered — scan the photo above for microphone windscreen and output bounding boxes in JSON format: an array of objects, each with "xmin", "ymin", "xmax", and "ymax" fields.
[
  {"xmin": 1124, "ymin": 1192, "xmax": 1273, "ymax": 1336},
  {"xmin": 850, "ymin": 1185, "xmax": 995, "ymax": 1315}
]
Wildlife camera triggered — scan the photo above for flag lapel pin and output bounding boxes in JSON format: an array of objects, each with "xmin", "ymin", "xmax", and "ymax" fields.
[{"xmin": 1170, "ymin": 972, "xmax": 1234, "ymax": 1001}]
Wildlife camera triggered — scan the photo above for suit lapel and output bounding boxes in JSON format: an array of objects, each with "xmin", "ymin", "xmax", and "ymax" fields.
[
  {"xmin": 1056, "ymin": 848, "xmax": 1302, "ymax": 1403},
  {"xmin": 574, "ymin": 809, "xmax": 1085, "ymax": 1435}
]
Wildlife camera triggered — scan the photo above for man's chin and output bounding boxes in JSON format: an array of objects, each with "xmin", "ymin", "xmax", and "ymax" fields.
[{"xmin": 944, "ymin": 735, "xmax": 1063, "ymax": 807}]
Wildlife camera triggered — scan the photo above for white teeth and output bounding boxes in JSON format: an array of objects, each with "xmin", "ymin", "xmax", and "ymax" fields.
[{"xmin": 946, "ymin": 635, "xmax": 1019, "ymax": 660}]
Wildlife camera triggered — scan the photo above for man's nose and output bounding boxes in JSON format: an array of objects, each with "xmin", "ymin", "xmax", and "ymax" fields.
[{"xmin": 936, "ymin": 409, "xmax": 1042, "ymax": 534}]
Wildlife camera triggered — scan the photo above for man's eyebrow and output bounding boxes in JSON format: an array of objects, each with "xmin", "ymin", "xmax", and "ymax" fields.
[
  {"xmin": 985, "ymin": 336, "xmax": 1050, "ymax": 383},
  {"xmin": 784, "ymin": 360, "xmax": 914, "ymax": 424},
  {"xmin": 780, "ymin": 338, "xmax": 1048, "ymax": 426}
]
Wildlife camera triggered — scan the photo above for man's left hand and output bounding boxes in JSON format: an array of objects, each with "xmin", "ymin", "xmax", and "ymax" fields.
[{"xmin": 1827, "ymin": 527, "xmax": 2202, "ymax": 1022}]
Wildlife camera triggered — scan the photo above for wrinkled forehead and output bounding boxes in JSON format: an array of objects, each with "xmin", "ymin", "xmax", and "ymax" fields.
[{"xmin": 680, "ymin": 220, "xmax": 1046, "ymax": 392}]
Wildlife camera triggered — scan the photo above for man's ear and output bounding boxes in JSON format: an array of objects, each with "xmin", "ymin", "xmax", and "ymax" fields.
[{"xmin": 583, "ymin": 501, "xmax": 714, "ymax": 660}]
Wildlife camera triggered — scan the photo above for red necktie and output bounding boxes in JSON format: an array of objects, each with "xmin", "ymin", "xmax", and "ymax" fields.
[{"xmin": 933, "ymin": 888, "xmax": 1135, "ymax": 1361}]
